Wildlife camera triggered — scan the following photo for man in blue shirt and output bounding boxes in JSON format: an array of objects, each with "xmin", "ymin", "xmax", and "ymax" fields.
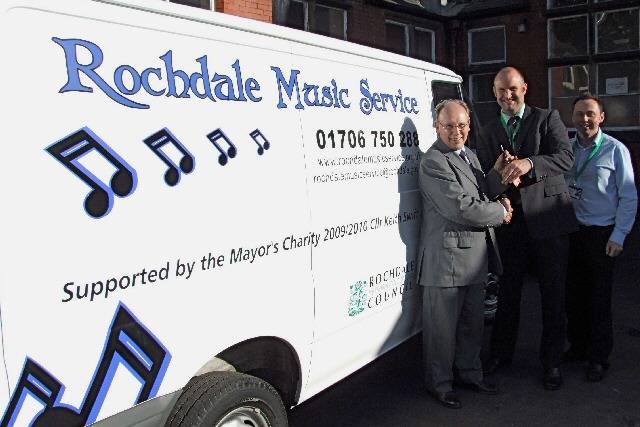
[{"xmin": 563, "ymin": 94, "xmax": 637, "ymax": 382}]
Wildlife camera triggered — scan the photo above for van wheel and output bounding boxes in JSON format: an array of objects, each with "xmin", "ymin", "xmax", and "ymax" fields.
[{"xmin": 165, "ymin": 371, "xmax": 288, "ymax": 427}]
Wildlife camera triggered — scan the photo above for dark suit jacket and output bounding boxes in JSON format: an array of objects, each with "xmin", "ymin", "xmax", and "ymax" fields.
[{"xmin": 477, "ymin": 105, "xmax": 578, "ymax": 240}]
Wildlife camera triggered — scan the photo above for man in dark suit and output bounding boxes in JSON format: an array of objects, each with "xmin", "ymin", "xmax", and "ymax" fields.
[
  {"xmin": 417, "ymin": 99, "xmax": 512, "ymax": 409},
  {"xmin": 477, "ymin": 67, "xmax": 578, "ymax": 390}
]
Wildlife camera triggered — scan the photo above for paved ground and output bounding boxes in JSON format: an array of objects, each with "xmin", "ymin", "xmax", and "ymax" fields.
[{"xmin": 289, "ymin": 219, "xmax": 640, "ymax": 427}]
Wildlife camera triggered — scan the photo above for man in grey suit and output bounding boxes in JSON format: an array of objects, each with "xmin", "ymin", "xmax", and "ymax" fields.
[{"xmin": 417, "ymin": 99, "xmax": 512, "ymax": 409}]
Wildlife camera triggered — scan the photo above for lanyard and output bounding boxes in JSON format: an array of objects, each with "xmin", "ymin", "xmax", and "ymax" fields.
[{"xmin": 573, "ymin": 132, "xmax": 604, "ymax": 180}]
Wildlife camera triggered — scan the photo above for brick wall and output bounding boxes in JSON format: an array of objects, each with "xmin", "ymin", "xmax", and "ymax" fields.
[
  {"xmin": 348, "ymin": 0, "xmax": 447, "ymax": 65},
  {"xmin": 217, "ymin": 0, "xmax": 272, "ymax": 23},
  {"xmin": 348, "ymin": 0, "xmax": 387, "ymax": 51}
]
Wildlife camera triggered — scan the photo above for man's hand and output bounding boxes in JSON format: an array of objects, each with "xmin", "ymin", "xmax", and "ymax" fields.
[
  {"xmin": 494, "ymin": 151, "xmax": 521, "ymax": 187},
  {"xmin": 501, "ymin": 158, "xmax": 532, "ymax": 185},
  {"xmin": 500, "ymin": 196, "xmax": 513, "ymax": 224},
  {"xmin": 605, "ymin": 240, "xmax": 623, "ymax": 257}
]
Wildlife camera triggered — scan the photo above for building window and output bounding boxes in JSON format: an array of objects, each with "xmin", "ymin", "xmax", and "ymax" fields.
[
  {"xmin": 597, "ymin": 60, "xmax": 640, "ymax": 128},
  {"xmin": 384, "ymin": 22, "xmax": 436, "ymax": 61},
  {"xmin": 595, "ymin": 8, "xmax": 640, "ymax": 54},
  {"xmin": 169, "ymin": 0, "xmax": 212, "ymax": 9},
  {"xmin": 385, "ymin": 21, "xmax": 409, "ymax": 55},
  {"xmin": 286, "ymin": 0, "xmax": 306, "ymax": 30},
  {"xmin": 469, "ymin": 73, "xmax": 500, "ymax": 126},
  {"xmin": 414, "ymin": 27, "xmax": 435, "ymax": 62},
  {"xmin": 549, "ymin": 65, "xmax": 590, "ymax": 125},
  {"xmin": 315, "ymin": 4, "xmax": 347, "ymax": 40},
  {"xmin": 286, "ymin": 1, "xmax": 347, "ymax": 40},
  {"xmin": 548, "ymin": 15, "xmax": 588, "ymax": 59},
  {"xmin": 468, "ymin": 26, "xmax": 505, "ymax": 65},
  {"xmin": 547, "ymin": 0, "xmax": 587, "ymax": 8}
]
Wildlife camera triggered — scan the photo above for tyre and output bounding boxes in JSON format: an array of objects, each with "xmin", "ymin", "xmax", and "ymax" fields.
[
  {"xmin": 164, "ymin": 371, "xmax": 288, "ymax": 427},
  {"xmin": 484, "ymin": 273, "xmax": 499, "ymax": 324}
]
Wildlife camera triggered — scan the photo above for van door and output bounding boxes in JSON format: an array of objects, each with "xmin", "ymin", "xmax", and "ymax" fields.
[{"xmin": 293, "ymin": 50, "xmax": 438, "ymax": 398}]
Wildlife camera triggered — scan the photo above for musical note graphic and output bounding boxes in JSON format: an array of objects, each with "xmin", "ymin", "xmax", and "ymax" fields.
[
  {"xmin": 0, "ymin": 360, "xmax": 64, "ymax": 427},
  {"xmin": 46, "ymin": 127, "xmax": 137, "ymax": 219},
  {"xmin": 143, "ymin": 128, "xmax": 195, "ymax": 186},
  {"xmin": 249, "ymin": 129, "xmax": 271, "ymax": 155},
  {"xmin": 1, "ymin": 304, "xmax": 170, "ymax": 427},
  {"xmin": 206, "ymin": 129, "xmax": 237, "ymax": 166}
]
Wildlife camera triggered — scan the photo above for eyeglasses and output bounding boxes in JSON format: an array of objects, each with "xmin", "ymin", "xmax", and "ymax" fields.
[{"xmin": 437, "ymin": 122, "xmax": 469, "ymax": 132}]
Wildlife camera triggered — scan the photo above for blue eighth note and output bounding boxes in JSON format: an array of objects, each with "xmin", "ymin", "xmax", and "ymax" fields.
[
  {"xmin": 0, "ymin": 360, "xmax": 63, "ymax": 427},
  {"xmin": 143, "ymin": 128, "xmax": 195, "ymax": 186},
  {"xmin": 249, "ymin": 129, "xmax": 271, "ymax": 155},
  {"xmin": 206, "ymin": 129, "xmax": 237, "ymax": 166},
  {"xmin": 2, "ymin": 304, "xmax": 172, "ymax": 427},
  {"xmin": 46, "ymin": 127, "xmax": 137, "ymax": 218}
]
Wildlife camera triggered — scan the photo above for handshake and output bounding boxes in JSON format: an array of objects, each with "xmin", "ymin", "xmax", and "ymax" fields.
[
  {"xmin": 493, "ymin": 150, "xmax": 526, "ymax": 225},
  {"xmin": 494, "ymin": 149, "xmax": 533, "ymax": 187}
]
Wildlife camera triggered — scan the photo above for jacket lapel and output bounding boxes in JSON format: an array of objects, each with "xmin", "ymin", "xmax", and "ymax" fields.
[
  {"xmin": 514, "ymin": 105, "xmax": 534, "ymax": 156},
  {"xmin": 435, "ymin": 140, "xmax": 478, "ymax": 188},
  {"xmin": 491, "ymin": 119, "xmax": 511, "ymax": 154}
]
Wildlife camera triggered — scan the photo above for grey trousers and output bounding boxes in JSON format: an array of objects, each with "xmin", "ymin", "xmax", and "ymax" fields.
[{"xmin": 422, "ymin": 283, "xmax": 485, "ymax": 394}]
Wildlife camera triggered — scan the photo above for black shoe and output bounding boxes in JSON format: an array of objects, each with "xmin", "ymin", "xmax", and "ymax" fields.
[
  {"xmin": 562, "ymin": 347, "xmax": 587, "ymax": 363},
  {"xmin": 586, "ymin": 362, "xmax": 605, "ymax": 382},
  {"xmin": 483, "ymin": 356, "xmax": 512, "ymax": 375},
  {"xmin": 543, "ymin": 367, "xmax": 563, "ymax": 391},
  {"xmin": 455, "ymin": 380, "xmax": 499, "ymax": 395},
  {"xmin": 430, "ymin": 391, "xmax": 462, "ymax": 409}
]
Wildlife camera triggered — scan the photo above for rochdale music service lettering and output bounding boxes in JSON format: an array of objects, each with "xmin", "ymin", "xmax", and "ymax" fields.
[{"xmin": 52, "ymin": 37, "xmax": 420, "ymax": 116}]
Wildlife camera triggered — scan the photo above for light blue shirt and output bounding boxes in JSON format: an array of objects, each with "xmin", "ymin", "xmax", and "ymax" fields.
[{"xmin": 565, "ymin": 130, "xmax": 638, "ymax": 245}]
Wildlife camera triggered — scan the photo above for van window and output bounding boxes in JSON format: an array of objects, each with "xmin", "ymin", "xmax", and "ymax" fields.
[{"xmin": 431, "ymin": 81, "xmax": 462, "ymax": 106}]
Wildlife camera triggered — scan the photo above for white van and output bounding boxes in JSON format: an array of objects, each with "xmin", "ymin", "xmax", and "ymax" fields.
[{"xmin": 0, "ymin": 1, "xmax": 462, "ymax": 425}]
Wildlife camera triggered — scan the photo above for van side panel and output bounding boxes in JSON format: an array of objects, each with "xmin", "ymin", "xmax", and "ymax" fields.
[
  {"xmin": 1, "ymin": 1, "xmax": 315, "ymax": 424},
  {"xmin": 295, "ymin": 47, "xmax": 439, "ymax": 398}
]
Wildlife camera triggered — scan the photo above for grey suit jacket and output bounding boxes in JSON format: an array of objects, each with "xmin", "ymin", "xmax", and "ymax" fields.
[
  {"xmin": 477, "ymin": 105, "xmax": 578, "ymax": 239},
  {"xmin": 417, "ymin": 139, "xmax": 505, "ymax": 288}
]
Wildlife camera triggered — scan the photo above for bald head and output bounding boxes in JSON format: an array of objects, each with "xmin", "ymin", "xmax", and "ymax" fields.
[
  {"xmin": 493, "ymin": 66, "xmax": 528, "ymax": 115},
  {"xmin": 494, "ymin": 67, "xmax": 525, "ymax": 86}
]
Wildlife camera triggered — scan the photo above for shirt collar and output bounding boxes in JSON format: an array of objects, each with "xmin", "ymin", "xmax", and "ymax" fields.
[
  {"xmin": 500, "ymin": 104, "xmax": 525, "ymax": 122},
  {"xmin": 575, "ymin": 129, "xmax": 602, "ymax": 149}
]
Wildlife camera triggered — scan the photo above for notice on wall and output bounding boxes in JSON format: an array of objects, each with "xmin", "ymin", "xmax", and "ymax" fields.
[{"xmin": 605, "ymin": 77, "xmax": 628, "ymax": 95}]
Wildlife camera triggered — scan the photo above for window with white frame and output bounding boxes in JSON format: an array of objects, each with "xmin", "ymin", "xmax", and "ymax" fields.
[
  {"xmin": 469, "ymin": 73, "xmax": 500, "ymax": 126},
  {"xmin": 595, "ymin": 8, "xmax": 640, "ymax": 54},
  {"xmin": 414, "ymin": 27, "xmax": 435, "ymax": 62},
  {"xmin": 386, "ymin": 21, "xmax": 409, "ymax": 55},
  {"xmin": 548, "ymin": 14, "xmax": 588, "ymax": 58},
  {"xmin": 385, "ymin": 22, "xmax": 437, "ymax": 62},
  {"xmin": 549, "ymin": 65, "xmax": 590, "ymax": 125},
  {"xmin": 169, "ymin": 0, "xmax": 212, "ymax": 10},
  {"xmin": 597, "ymin": 60, "xmax": 639, "ymax": 128},
  {"xmin": 547, "ymin": 0, "xmax": 586, "ymax": 8},
  {"xmin": 286, "ymin": 1, "xmax": 347, "ymax": 40},
  {"xmin": 468, "ymin": 27, "xmax": 505, "ymax": 65}
]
